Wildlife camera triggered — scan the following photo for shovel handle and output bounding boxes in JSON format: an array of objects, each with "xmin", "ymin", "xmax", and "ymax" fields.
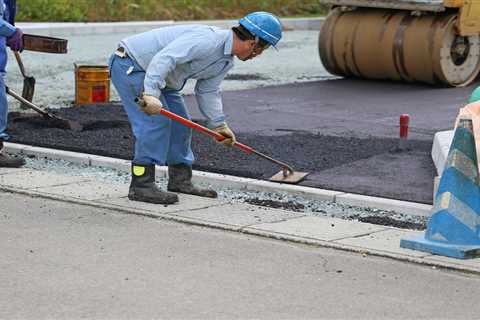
[
  {"xmin": 158, "ymin": 108, "xmax": 254, "ymax": 154},
  {"xmin": 14, "ymin": 52, "xmax": 27, "ymax": 78},
  {"xmin": 156, "ymin": 107, "xmax": 296, "ymax": 176},
  {"xmin": 6, "ymin": 86, "xmax": 48, "ymax": 117}
]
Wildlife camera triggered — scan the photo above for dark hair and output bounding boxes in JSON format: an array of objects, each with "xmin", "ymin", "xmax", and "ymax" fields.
[
  {"xmin": 232, "ymin": 25, "xmax": 255, "ymax": 41},
  {"xmin": 232, "ymin": 25, "xmax": 270, "ymax": 47}
]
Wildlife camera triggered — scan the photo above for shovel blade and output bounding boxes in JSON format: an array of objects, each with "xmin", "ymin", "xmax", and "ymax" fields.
[
  {"xmin": 269, "ymin": 171, "xmax": 309, "ymax": 184},
  {"xmin": 20, "ymin": 77, "xmax": 35, "ymax": 109},
  {"xmin": 47, "ymin": 114, "xmax": 83, "ymax": 132},
  {"xmin": 67, "ymin": 120, "xmax": 84, "ymax": 132}
]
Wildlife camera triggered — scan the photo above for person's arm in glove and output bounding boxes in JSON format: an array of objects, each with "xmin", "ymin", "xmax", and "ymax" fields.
[
  {"xmin": 137, "ymin": 93, "xmax": 163, "ymax": 115},
  {"xmin": 213, "ymin": 123, "xmax": 236, "ymax": 147},
  {"xmin": 7, "ymin": 28, "xmax": 23, "ymax": 52}
]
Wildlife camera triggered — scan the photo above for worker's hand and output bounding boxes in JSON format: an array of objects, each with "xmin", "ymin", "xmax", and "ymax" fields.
[
  {"xmin": 213, "ymin": 123, "xmax": 236, "ymax": 147},
  {"xmin": 137, "ymin": 94, "xmax": 163, "ymax": 116},
  {"xmin": 7, "ymin": 28, "xmax": 23, "ymax": 52}
]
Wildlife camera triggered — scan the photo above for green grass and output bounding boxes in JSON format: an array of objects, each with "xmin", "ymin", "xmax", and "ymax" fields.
[{"xmin": 16, "ymin": 0, "xmax": 327, "ymax": 22}]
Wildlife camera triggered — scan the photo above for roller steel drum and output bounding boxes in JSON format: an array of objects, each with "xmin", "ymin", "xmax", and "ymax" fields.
[{"xmin": 319, "ymin": 8, "xmax": 480, "ymax": 86}]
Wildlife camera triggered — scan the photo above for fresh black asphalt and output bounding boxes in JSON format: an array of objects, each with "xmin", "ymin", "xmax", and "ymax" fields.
[{"xmin": 7, "ymin": 78, "xmax": 477, "ymax": 204}]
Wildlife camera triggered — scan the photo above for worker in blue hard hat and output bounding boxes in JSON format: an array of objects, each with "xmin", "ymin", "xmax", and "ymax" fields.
[{"xmin": 109, "ymin": 11, "xmax": 283, "ymax": 205}]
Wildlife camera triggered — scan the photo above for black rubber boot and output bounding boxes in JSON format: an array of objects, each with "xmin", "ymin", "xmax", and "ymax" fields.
[
  {"xmin": 167, "ymin": 163, "xmax": 218, "ymax": 198},
  {"xmin": 0, "ymin": 141, "xmax": 25, "ymax": 168},
  {"xmin": 128, "ymin": 163, "xmax": 178, "ymax": 205}
]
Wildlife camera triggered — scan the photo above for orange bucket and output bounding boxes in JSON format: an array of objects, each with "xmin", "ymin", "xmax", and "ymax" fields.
[{"xmin": 74, "ymin": 64, "xmax": 110, "ymax": 105}]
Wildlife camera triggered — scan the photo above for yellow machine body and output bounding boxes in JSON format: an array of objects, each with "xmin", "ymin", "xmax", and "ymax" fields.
[
  {"xmin": 319, "ymin": 0, "xmax": 480, "ymax": 86},
  {"xmin": 453, "ymin": 0, "xmax": 480, "ymax": 36}
]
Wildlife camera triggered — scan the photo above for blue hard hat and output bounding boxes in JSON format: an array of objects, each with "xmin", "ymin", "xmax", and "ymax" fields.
[
  {"xmin": 468, "ymin": 86, "xmax": 480, "ymax": 103},
  {"xmin": 239, "ymin": 11, "xmax": 282, "ymax": 47}
]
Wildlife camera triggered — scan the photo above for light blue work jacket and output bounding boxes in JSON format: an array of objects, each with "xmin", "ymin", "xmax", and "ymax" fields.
[
  {"xmin": 0, "ymin": 0, "xmax": 16, "ymax": 72},
  {"xmin": 120, "ymin": 25, "xmax": 235, "ymax": 128},
  {"xmin": 0, "ymin": 0, "xmax": 15, "ymax": 36}
]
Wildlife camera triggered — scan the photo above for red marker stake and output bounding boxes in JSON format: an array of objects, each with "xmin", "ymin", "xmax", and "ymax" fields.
[{"xmin": 399, "ymin": 114, "xmax": 410, "ymax": 150}]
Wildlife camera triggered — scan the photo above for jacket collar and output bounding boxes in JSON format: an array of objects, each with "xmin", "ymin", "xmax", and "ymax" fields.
[{"xmin": 224, "ymin": 30, "xmax": 233, "ymax": 56}]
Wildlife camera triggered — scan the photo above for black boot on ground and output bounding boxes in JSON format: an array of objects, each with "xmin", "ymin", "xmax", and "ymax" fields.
[
  {"xmin": 0, "ymin": 141, "xmax": 25, "ymax": 168},
  {"xmin": 167, "ymin": 163, "xmax": 218, "ymax": 198},
  {"xmin": 128, "ymin": 164, "xmax": 178, "ymax": 205}
]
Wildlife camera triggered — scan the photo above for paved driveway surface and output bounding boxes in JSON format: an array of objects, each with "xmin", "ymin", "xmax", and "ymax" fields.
[{"xmin": 2, "ymin": 192, "xmax": 480, "ymax": 319}]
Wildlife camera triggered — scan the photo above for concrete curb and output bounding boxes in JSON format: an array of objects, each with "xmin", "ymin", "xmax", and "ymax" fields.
[
  {"xmin": 238, "ymin": 228, "xmax": 480, "ymax": 274},
  {"xmin": 17, "ymin": 17, "xmax": 324, "ymax": 36},
  {"xmin": 0, "ymin": 183, "xmax": 477, "ymax": 274},
  {"xmin": 336, "ymin": 193, "xmax": 432, "ymax": 217},
  {"xmin": 4, "ymin": 142, "xmax": 432, "ymax": 217}
]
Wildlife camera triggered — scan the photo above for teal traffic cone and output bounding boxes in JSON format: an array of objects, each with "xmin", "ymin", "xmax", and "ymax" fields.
[
  {"xmin": 468, "ymin": 86, "xmax": 480, "ymax": 104},
  {"xmin": 400, "ymin": 117, "xmax": 480, "ymax": 259}
]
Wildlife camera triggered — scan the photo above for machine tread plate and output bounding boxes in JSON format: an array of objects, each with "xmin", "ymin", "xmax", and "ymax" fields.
[{"xmin": 320, "ymin": 0, "xmax": 445, "ymax": 12}]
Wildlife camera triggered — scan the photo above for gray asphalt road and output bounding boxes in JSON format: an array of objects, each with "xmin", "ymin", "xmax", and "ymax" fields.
[{"xmin": 2, "ymin": 192, "xmax": 479, "ymax": 319}]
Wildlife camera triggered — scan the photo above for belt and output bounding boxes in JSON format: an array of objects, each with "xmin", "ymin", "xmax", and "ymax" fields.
[{"xmin": 115, "ymin": 46, "xmax": 129, "ymax": 58}]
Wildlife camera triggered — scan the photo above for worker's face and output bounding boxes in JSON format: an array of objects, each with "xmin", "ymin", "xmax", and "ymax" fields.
[{"xmin": 237, "ymin": 40, "xmax": 270, "ymax": 61}]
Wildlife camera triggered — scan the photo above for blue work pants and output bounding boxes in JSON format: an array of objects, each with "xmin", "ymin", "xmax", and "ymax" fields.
[
  {"xmin": 0, "ymin": 32, "xmax": 8, "ymax": 141},
  {"xmin": 109, "ymin": 53, "xmax": 194, "ymax": 166},
  {"xmin": 0, "ymin": 71, "xmax": 8, "ymax": 141}
]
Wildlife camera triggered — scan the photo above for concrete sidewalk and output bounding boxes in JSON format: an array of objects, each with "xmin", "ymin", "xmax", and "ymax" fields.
[
  {"xmin": 1, "ymin": 161, "xmax": 480, "ymax": 274},
  {"xmin": 16, "ymin": 17, "xmax": 323, "ymax": 36}
]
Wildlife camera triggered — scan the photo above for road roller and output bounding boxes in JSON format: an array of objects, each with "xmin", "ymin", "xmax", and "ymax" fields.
[{"xmin": 318, "ymin": 0, "xmax": 480, "ymax": 86}]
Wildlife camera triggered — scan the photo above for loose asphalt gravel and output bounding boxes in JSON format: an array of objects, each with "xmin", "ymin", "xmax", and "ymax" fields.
[{"xmin": 22, "ymin": 156, "xmax": 428, "ymax": 230}]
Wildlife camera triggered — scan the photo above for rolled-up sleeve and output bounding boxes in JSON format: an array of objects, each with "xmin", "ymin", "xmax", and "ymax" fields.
[
  {"xmin": 143, "ymin": 34, "xmax": 212, "ymax": 97},
  {"xmin": 0, "ymin": 18, "xmax": 15, "ymax": 37},
  {"xmin": 194, "ymin": 70, "xmax": 230, "ymax": 129}
]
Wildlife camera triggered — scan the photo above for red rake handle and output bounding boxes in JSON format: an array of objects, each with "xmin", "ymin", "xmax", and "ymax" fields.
[
  {"xmin": 158, "ymin": 108, "xmax": 295, "ymax": 176},
  {"xmin": 159, "ymin": 108, "xmax": 255, "ymax": 154}
]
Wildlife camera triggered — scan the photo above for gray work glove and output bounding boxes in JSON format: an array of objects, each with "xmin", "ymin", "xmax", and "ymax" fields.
[
  {"xmin": 137, "ymin": 93, "xmax": 163, "ymax": 115},
  {"xmin": 213, "ymin": 123, "xmax": 236, "ymax": 147}
]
